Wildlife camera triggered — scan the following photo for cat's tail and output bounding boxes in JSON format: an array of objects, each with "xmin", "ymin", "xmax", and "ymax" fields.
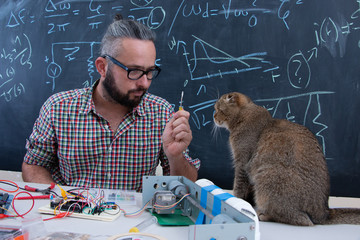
[{"xmin": 325, "ymin": 208, "xmax": 360, "ymax": 224}]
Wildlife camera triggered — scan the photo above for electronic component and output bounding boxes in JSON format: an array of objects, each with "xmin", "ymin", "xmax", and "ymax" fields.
[
  {"xmin": 152, "ymin": 191, "xmax": 176, "ymax": 214},
  {"xmin": 50, "ymin": 197, "xmax": 90, "ymax": 213},
  {"xmin": 0, "ymin": 193, "xmax": 12, "ymax": 214},
  {"xmin": 39, "ymin": 187, "xmax": 122, "ymax": 221}
]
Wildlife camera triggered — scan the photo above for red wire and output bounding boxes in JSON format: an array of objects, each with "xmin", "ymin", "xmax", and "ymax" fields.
[
  {"xmin": 0, "ymin": 179, "xmax": 20, "ymax": 193},
  {"xmin": 0, "ymin": 181, "xmax": 69, "ymax": 221},
  {"xmin": 11, "ymin": 191, "xmax": 35, "ymax": 218},
  {"xmin": 43, "ymin": 212, "xmax": 71, "ymax": 221}
]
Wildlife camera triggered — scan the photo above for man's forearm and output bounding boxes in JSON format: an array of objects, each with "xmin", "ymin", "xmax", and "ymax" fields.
[
  {"xmin": 22, "ymin": 162, "xmax": 55, "ymax": 184},
  {"xmin": 168, "ymin": 155, "xmax": 198, "ymax": 182}
]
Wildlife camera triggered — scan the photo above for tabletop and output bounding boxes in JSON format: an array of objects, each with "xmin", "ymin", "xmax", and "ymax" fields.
[{"xmin": 0, "ymin": 181, "xmax": 360, "ymax": 240}]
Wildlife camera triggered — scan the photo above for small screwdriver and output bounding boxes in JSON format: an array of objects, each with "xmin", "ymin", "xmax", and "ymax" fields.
[{"xmin": 179, "ymin": 91, "xmax": 184, "ymax": 110}]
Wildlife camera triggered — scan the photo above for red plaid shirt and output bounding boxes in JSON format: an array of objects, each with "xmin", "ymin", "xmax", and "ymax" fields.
[{"xmin": 24, "ymin": 83, "xmax": 200, "ymax": 191}]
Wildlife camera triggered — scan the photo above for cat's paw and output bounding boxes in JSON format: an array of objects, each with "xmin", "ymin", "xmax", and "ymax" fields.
[{"xmin": 257, "ymin": 212, "xmax": 272, "ymax": 222}]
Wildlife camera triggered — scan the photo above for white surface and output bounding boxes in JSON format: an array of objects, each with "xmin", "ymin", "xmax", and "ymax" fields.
[
  {"xmin": 260, "ymin": 222, "xmax": 360, "ymax": 240},
  {"xmin": 0, "ymin": 181, "xmax": 360, "ymax": 240}
]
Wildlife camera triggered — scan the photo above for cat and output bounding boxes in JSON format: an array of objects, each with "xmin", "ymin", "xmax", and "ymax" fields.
[{"xmin": 213, "ymin": 92, "xmax": 360, "ymax": 226}]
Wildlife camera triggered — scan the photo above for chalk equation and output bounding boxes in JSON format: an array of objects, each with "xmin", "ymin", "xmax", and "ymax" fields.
[
  {"xmin": 287, "ymin": 6, "xmax": 360, "ymax": 90},
  {"xmin": 6, "ymin": 0, "xmax": 166, "ymax": 33},
  {"xmin": 0, "ymin": 33, "xmax": 31, "ymax": 102},
  {"xmin": 2, "ymin": 0, "xmax": 169, "ymax": 96},
  {"xmin": 170, "ymin": 35, "xmax": 280, "ymax": 85},
  {"xmin": 168, "ymin": 0, "xmax": 304, "ymax": 36}
]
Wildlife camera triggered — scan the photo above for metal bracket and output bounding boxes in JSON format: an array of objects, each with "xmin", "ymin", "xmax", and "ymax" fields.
[{"xmin": 142, "ymin": 176, "xmax": 258, "ymax": 240}]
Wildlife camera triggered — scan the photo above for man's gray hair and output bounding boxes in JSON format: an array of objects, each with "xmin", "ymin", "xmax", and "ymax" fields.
[{"xmin": 100, "ymin": 15, "xmax": 156, "ymax": 56}]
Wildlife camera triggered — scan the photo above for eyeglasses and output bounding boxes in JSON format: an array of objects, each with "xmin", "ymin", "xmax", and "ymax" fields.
[{"xmin": 102, "ymin": 54, "xmax": 161, "ymax": 80}]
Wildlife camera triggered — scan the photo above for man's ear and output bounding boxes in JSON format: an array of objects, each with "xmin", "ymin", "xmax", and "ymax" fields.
[{"xmin": 95, "ymin": 57, "xmax": 107, "ymax": 78}]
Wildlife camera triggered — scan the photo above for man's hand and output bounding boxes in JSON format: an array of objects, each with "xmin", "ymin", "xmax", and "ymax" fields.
[
  {"xmin": 162, "ymin": 110, "xmax": 192, "ymax": 158},
  {"xmin": 162, "ymin": 110, "xmax": 197, "ymax": 181}
]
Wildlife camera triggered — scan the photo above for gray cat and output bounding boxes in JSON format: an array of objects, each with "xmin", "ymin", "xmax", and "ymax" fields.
[{"xmin": 214, "ymin": 92, "xmax": 360, "ymax": 226}]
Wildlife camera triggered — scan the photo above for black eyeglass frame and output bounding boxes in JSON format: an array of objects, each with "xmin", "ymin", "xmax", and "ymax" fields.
[{"xmin": 102, "ymin": 54, "xmax": 161, "ymax": 80}]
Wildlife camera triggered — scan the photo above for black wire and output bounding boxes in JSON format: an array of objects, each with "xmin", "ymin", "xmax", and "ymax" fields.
[
  {"xmin": 0, "ymin": 181, "xmax": 26, "ymax": 191},
  {"xmin": 100, "ymin": 203, "xmax": 121, "ymax": 215},
  {"xmin": 49, "ymin": 190, "xmax": 59, "ymax": 196},
  {"xmin": 0, "ymin": 181, "xmax": 59, "ymax": 196},
  {"xmin": 67, "ymin": 187, "xmax": 89, "ymax": 199},
  {"xmin": 67, "ymin": 187, "xmax": 89, "ymax": 192}
]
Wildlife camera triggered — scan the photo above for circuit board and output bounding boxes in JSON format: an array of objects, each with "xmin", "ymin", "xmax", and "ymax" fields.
[
  {"xmin": 37, "ymin": 187, "xmax": 136, "ymax": 222},
  {"xmin": 38, "ymin": 204, "xmax": 122, "ymax": 222},
  {"xmin": 0, "ymin": 193, "xmax": 13, "ymax": 214}
]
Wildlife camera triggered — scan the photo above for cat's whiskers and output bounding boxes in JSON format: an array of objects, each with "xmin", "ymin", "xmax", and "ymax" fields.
[{"xmin": 211, "ymin": 121, "xmax": 223, "ymax": 143}]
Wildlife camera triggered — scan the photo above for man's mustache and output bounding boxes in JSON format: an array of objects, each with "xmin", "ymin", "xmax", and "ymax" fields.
[{"xmin": 128, "ymin": 88, "xmax": 147, "ymax": 94}]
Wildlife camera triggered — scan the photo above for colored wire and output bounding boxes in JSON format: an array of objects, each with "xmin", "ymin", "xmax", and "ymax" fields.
[
  {"xmin": 99, "ymin": 203, "xmax": 121, "ymax": 215},
  {"xmin": 153, "ymin": 193, "xmax": 190, "ymax": 210},
  {"xmin": 11, "ymin": 191, "xmax": 35, "ymax": 218},
  {"xmin": 45, "ymin": 186, "xmax": 143, "ymax": 220},
  {"xmin": 43, "ymin": 211, "xmax": 71, "ymax": 221},
  {"xmin": 0, "ymin": 183, "xmax": 123, "ymax": 221},
  {"xmin": 0, "ymin": 180, "xmax": 20, "ymax": 193},
  {"xmin": 0, "ymin": 205, "xmax": 18, "ymax": 218},
  {"xmin": 122, "ymin": 201, "xmax": 150, "ymax": 217},
  {"xmin": 0, "ymin": 180, "xmax": 58, "ymax": 197}
]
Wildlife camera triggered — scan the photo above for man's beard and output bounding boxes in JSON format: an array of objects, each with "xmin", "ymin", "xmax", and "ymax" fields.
[{"xmin": 102, "ymin": 69, "xmax": 147, "ymax": 109}]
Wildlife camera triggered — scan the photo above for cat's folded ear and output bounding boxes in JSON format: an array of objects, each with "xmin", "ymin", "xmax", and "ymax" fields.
[
  {"xmin": 226, "ymin": 92, "xmax": 241, "ymax": 105},
  {"xmin": 226, "ymin": 93, "xmax": 237, "ymax": 103},
  {"xmin": 224, "ymin": 92, "xmax": 251, "ymax": 107}
]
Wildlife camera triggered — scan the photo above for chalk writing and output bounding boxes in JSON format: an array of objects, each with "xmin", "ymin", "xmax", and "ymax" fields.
[
  {"xmin": 255, "ymin": 91, "xmax": 334, "ymax": 158},
  {"xmin": 0, "ymin": 33, "xmax": 32, "ymax": 102},
  {"xmin": 128, "ymin": 5, "xmax": 166, "ymax": 29},
  {"xmin": 287, "ymin": 51, "xmax": 311, "ymax": 89},
  {"xmin": 0, "ymin": 83, "xmax": 25, "ymax": 102},
  {"xmin": 7, "ymin": 9, "xmax": 35, "ymax": 28},
  {"xmin": 189, "ymin": 99, "xmax": 217, "ymax": 130},
  {"xmin": 173, "ymin": 35, "xmax": 279, "ymax": 82},
  {"xmin": 46, "ymin": 41, "xmax": 99, "ymax": 91},
  {"xmin": 168, "ymin": 0, "xmax": 303, "ymax": 35}
]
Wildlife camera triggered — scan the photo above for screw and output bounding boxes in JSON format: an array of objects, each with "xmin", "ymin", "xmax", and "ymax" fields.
[
  {"xmin": 237, "ymin": 237, "xmax": 247, "ymax": 240},
  {"xmin": 187, "ymin": 208, "xmax": 192, "ymax": 214}
]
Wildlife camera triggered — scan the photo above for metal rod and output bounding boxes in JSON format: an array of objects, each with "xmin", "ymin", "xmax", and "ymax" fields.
[{"xmin": 181, "ymin": 191, "xmax": 214, "ymax": 220}]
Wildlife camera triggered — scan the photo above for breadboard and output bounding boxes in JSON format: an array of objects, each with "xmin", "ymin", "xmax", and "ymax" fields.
[{"xmin": 38, "ymin": 204, "xmax": 121, "ymax": 222}]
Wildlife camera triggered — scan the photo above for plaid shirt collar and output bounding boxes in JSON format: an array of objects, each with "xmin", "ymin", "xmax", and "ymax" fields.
[{"xmin": 80, "ymin": 79, "xmax": 147, "ymax": 117}]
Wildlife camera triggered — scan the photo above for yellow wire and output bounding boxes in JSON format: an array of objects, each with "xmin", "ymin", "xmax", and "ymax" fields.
[{"xmin": 153, "ymin": 193, "xmax": 190, "ymax": 210}]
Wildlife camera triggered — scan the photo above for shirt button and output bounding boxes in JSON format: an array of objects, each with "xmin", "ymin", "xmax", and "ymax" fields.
[
  {"xmin": 108, "ymin": 147, "xmax": 112, "ymax": 152},
  {"xmin": 107, "ymin": 173, "xmax": 111, "ymax": 178}
]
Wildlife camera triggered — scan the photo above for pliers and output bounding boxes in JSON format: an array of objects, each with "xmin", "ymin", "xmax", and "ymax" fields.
[{"xmin": 15, "ymin": 183, "xmax": 56, "ymax": 200}]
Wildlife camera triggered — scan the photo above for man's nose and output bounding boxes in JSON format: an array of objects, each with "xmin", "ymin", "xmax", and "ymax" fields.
[{"xmin": 136, "ymin": 74, "xmax": 151, "ymax": 87}]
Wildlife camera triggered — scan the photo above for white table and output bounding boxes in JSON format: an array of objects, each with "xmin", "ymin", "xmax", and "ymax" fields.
[{"xmin": 1, "ymin": 181, "xmax": 360, "ymax": 240}]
